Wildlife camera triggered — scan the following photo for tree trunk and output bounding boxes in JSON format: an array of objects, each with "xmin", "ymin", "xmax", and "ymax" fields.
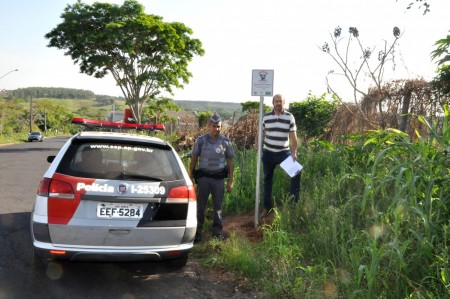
[
  {"xmin": 399, "ymin": 81, "xmax": 413, "ymax": 132},
  {"xmin": 377, "ymin": 98, "xmax": 386, "ymax": 129}
]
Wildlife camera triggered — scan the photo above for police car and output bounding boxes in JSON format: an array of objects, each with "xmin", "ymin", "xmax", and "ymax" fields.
[{"xmin": 31, "ymin": 121, "xmax": 197, "ymax": 268}]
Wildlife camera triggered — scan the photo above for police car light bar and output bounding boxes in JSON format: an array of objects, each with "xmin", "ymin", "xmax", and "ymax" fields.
[{"xmin": 71, "ymin": 118, "xmax": 165, "ymax": 131}]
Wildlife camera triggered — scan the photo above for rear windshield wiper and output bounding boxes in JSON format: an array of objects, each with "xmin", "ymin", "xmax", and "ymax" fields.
[{"xmin": 120, "ymin": 172, "xmax": 163, "ymax": 181}]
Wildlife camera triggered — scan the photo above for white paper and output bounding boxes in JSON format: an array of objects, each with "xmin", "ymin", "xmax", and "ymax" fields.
[{"xmin": 280, "ymin": 156, "xmax": 303, "ymax": 177}]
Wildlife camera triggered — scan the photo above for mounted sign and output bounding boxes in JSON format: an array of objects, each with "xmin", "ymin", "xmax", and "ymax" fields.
[
  {"xmin": 251, "ymin": 69, "xmax": 274, "ymax": 96},
  {"xmin": 251, "ymin": 69, "xmax": 274, "ymax": 228}
]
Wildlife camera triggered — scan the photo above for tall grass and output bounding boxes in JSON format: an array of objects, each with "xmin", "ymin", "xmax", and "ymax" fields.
[
  {"xmin": 0, "ymin": 132, "xmax": 28, "ymax": 144},
  {"xmin": 191, "ymin": 122, "xmax": 450, "ymax": 298}
]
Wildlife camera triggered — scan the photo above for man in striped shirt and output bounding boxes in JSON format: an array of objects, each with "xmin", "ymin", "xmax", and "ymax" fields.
[{"xmin": 256, "ymin": 94, "xmax": 301, "ymax": 218}]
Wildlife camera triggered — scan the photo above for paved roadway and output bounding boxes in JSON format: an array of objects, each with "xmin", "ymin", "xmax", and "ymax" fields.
[{"xmin": 0, "ymin": 137, "xmax": 256, "ymax": 299}]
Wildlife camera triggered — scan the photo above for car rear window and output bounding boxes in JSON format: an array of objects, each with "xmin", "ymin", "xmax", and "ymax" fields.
[{"xmin": 56, "ymin": 140, "xmax": 183, "ymax": 181}]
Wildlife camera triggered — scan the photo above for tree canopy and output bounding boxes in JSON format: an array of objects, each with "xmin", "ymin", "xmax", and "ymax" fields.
[
  {"xmin": 290, "ymin": 93, "xmax": 338, "ymax": 140},
  {"xmin": 240, "ymin": 101, "xmax": 271, "ymax": 113},
  {"xmin": 431, "ymin": 33, "xmax": 450, "ymax": 66},
  {"xmin": 10, "ymin": 87, "xmax": 95, "ymax": 99},
  {"xmin": 45, "ymin": 0, "xmax": 204, "ymax": 123}
]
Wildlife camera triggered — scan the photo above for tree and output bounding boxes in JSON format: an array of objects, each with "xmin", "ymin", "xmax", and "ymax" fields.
[
  {"xmin": 11, "ymin": 87, "xmax": 95, "ymax": 99},
  {"xmin": 33, "ymin": 100, "xmax": 74, "ymax": 133},
  {"xmin": 427, "ymin": 12, "xmax": 450, "ymax": 113},
  {"xmin": 321, "ymin": 26, "xmax": 402, "ymax": 129},
  {"xmin": 432, "ymin": 64, "xmax": 450, "ymax": 97},
  {"xmin": 289, "ymin": 93, "xmax": 338, "ymax": 140},
  {"xmin": 0, "ymin": 101, "xmax": 26, "ymax": 134},
  {"xmin": 143, "ymin": 97, "xmax": 179, "ymax": 124},
  {"xmin": 196, "ymin": 111, "xmax": 211, "ymax": 128},
  {"xmin": 45, "ymin": 0, "xmax": 204, "ymax": 124},
  {"xmin": 431, "ymin": 32, "xmax": 450, "ymax": 66},
  {"xmin": 362, "ymin": 79, "xmax": 434, "ymax": 134},
  {"xmin": 240, "ymin": 101, "xmax": 270, "ymax": 113}
]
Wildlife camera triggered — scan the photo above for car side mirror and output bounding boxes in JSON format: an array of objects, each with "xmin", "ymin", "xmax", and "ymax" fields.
[{"xmin": 47, "ymin": 156, "xmax": 56, "ymax": 163}]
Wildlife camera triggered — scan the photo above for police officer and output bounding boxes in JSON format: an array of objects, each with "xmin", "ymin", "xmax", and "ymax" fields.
[{"xmin": 189, "ymin": 113, "xmax": 234, "ymax": 243}]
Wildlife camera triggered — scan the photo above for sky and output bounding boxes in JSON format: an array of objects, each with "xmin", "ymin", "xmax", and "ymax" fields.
[{"xmin": 0, "ymin": 0, "xmax": 449, "ymax": 106}]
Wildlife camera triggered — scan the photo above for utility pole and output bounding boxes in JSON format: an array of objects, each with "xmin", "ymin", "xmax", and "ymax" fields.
[
  {"xmin": 29, "ymin": 95, "xmax": 33, "ymax": 133},
  {"xmin": 44, "ymin": 108, "xmax": 47, "ymax": 133},
  {"xmin": 43, "ymin": 94, "xmax": 48, "ymax": 133}
]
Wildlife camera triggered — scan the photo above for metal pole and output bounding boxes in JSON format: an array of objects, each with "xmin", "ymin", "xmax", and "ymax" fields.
[
  {"xmin": 0, "ymin": 69, "xmax": 18, "ymax": 80},
  {"xmin": 254, "ymin": 95, "xmax": 264, "ymax": 228},
  {"xmin": 241, "ymin": 114, "xmax": 248, "ymax": 196},
  {"xmin": 29, "ymin": 95, "xmax": 33, "ymax": 133},
  {"xmin": 44, "ymin": 108, "xmax": 47, "ymax": 133}
]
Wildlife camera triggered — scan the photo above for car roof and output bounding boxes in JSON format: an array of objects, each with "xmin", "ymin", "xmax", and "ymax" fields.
[{"xmin": 74, "ymin": 131, "xmax": 169, "ymax": 147}]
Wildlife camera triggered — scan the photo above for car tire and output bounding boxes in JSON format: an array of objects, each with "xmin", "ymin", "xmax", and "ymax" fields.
[
  {"xmin": 33, "ymin": 248, "xmax": 47, "ymax": 271},
  {"xmin": 167, "ymin": 256, "xmax": 188, "ymax": 268}
]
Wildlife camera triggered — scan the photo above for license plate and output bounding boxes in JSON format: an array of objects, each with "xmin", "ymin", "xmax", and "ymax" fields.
[{"xmin": 97, "ymin": 203, "xmax": 143, "ymax": 219}]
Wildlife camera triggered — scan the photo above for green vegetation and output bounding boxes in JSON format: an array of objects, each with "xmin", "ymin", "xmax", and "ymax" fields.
[
  {"xmin": 190, "ymin": 113, "xmax": 450, "ymax": 298},
  {"xmin": 0, "ymin": 96, "xmax": 118, "ymax": 137},
  {"xmin": 290, "ymin": 92, "xmax": 338, "ymax": 140},
  {"xmin": 0, "ymin": 93, "xmax": 245, "ymax": 144},
  {"xmin": 2, "ymin": 85, "xmax": 450, "ymax": 297},
  {"xmin": 0, "ymin": 132, "xmax": 29, "ymax": 144},
  {"xmin": 241, "ymin": 100, "xmax": 271, "ymax": 114},
  {"xmin": 45, "ymin": 0, "xmax": 204, "ymax": 124},
  {"xmin": 1, "ymin": 0, "xmax": 448, "ymax": 294},
  {"xmin": 8, "ymin": 87, "xmax": 96, "ymax": 99},
  {"xmin": 431, "ymin": 31, "xmax": 450, "ymax": 65},
  {"xmin": 175, "ymin": 100, "xmax": 243, "ymax": 119}
]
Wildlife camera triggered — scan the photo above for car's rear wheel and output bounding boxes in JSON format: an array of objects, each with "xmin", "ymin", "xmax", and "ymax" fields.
[
  {"xmin": 167, "ymin": 256, "xmax": 188, "ymax": 268},
  {"xmin": 32, "ymin": 248, "xmax": 47, "ymax": 270}
]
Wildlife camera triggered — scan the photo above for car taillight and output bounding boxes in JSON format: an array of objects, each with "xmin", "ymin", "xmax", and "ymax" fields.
[
  {"xmin": 167, "ymin": 185, "xmax": 196, "ymax": 202},
  {"xmin": 37, "ymin": 177, "xmax": 52, "ymax": 196},
  {"xmin": 49, "ymin": 179, "xmax": 75, "ymax": 199}
]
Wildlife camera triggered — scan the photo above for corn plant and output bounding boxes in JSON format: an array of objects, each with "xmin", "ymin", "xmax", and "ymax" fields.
[{"xmin": 186, "ymin": 110, "xmax": 450, "ymax": 298}]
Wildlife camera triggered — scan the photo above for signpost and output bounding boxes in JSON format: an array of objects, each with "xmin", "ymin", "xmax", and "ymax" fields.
[
  {"xmin": 251, "ymin": 70, "xmax": 274, "ymax": 97},
  {"xmin": 251, "ymin": 69, "xmax": 274, "ymax": 228}
]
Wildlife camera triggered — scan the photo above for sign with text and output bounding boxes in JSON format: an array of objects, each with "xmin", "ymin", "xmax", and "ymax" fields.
[{"xmin": 251, "ymin": 69, "xmax": 274, "ymax": 96}]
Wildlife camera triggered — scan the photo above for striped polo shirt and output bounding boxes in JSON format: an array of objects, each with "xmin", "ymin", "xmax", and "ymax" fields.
[{"xmin": 262, "ymin": 110, "xmax": 297, "ymax": 152}]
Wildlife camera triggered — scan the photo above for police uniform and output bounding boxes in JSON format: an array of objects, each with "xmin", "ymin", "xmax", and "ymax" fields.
[{"xmin": 192, "ymin": 132, "xmax": 234, "ymax": 240}]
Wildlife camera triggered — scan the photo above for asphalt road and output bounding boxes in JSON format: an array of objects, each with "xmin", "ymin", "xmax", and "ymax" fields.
[{"xmin": 0, "ymin": 136, "xmax": 258, "ymax": 299}]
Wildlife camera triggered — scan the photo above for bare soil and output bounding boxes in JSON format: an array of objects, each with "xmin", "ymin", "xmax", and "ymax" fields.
[
  {"xmin": 188, "ymin": 211, "xmax": 276, "ymax": 298},
  {"xmin": 222, "ymin": 210, "xmax": 275, "ymax": 243}
]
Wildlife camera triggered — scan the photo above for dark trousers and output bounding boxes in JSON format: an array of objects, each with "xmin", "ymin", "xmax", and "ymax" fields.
[
  {"xmin": 262, "ymin": 150, "xmax": 301, "ymax": 210},
  {"xmin": 196, "ymin": 176, "xmax": 224, "ymax": 236}
]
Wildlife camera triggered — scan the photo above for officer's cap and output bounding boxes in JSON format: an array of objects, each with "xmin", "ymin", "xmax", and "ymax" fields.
[{"xmin": 210, "ymin": 113, "xmax": 221, "ymax": 123}]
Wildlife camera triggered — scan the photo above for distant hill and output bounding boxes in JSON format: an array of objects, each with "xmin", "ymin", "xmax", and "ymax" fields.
[
  {"xmin": 6, "ymin": 87, "xmax": 244, "ymax": 117},
  {"xmin": 174, "ymin": 100, "xmax": 243, "ymax": 118},
  {"xmin": 7, "ymin": 87, "xmax": 128, "ymax": 101}
]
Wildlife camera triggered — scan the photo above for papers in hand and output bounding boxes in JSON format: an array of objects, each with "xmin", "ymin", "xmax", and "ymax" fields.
[{"xmin": 280, "ymin": 156, "xmax": 303, "ymax": 177}]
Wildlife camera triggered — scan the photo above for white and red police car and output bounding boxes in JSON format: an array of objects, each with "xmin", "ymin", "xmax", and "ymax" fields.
[{"xmin": 31, "ymin": 119, "xmax": 196, "ymax": 268}]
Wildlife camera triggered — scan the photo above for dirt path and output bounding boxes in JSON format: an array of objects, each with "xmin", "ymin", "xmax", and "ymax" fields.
[{"xmin": 223, "ymin": 210, "xmax": 275, "ymax": 242}]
